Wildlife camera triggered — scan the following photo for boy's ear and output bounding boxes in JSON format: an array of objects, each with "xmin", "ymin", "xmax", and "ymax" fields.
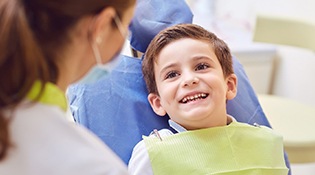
[
  {"xmin": 226, "ymin": 74, "xmax": 238, "ymax": 100},
  {"xmin": 148, "ymin": 93, "xmax": 167, "ymax": 116}
]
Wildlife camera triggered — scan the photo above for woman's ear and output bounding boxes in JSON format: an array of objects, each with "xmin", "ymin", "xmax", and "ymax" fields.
[
  {"xmin": 226, "ymin": 74, "xmax": 238, "ymax": 100},
  {"xmin": 89, "ymin": 7, "xmax": 116, "ymax": 43},
  {"xmin": 148, "ymin": 93, "xmax": 167, "ymax": 116}
]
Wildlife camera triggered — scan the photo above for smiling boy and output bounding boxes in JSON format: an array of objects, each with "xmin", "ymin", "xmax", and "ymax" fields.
[
  {"xmin": 128, "ymin": 24, "xmax": 288, "ymax": 175},
  {"xmin": 145, "ymin": 32, "xmax": 236, "ymax": 130}
]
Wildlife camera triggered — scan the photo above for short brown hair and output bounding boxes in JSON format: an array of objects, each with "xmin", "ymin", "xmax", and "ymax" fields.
[{"xmin": 142, "ymin": 24, "xmax": 234, "ymax": 94}]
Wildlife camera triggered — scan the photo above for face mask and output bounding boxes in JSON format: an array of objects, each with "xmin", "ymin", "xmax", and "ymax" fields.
[
  {"xmin": 75, "ymin": 54, "xmax": 121, "ymax": 84},
  {"xmin": 75, "ymin": 14, "xmax": 127, "ymax": 85}
]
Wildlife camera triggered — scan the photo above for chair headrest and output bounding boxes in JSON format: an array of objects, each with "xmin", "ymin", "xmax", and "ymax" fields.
[{"xmin": 129, "ymin": 0, "xmax": 193, "ymax": 53}]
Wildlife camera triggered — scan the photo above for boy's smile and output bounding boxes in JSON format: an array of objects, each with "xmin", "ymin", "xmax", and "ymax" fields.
[
  {"xmin": 148, "ymin": 38, "xmax": 237, "ymax": 130},
  {"xmin": 179, "ymin": 93, "xmax": 208, "ymax": 104}
]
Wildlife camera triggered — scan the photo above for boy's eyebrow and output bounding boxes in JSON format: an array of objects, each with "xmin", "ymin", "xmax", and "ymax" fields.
[
  {"xmin": 192, "ymin": 55, "xmax": 215, "ymax": 63},
  {"xmin": 159, "ymin": 63, "xmax": 177, "ymax": 78},
  {"xmin": 158, "ymin": 55, "xmax": 216, "ymax": 78}
]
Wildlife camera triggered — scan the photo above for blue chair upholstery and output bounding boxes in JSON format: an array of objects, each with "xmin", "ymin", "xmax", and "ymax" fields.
[
  {"xmin": 129, "ymin": 0, "xmax": 193, "ymax": 53},
  {"xmin": 227, "ymin": 57, "xmax": 270, "ymax": 125},
  {"xmin": 68, "ymin": 55, "xmax": 168, "ymax": 164},
  {"xmin": 67, "ymin": 0, "xmax": 291, "ymax": 174}
]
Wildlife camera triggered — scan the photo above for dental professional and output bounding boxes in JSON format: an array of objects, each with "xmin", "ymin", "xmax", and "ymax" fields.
[{"xmin": 0, "ymin": 0, "xmax": 135, "ymax": 174}]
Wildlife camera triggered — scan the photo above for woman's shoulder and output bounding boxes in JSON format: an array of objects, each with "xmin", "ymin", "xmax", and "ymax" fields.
[{"xmin": 10, "ymin": 102, "xmax": 128, "ymax": 174}]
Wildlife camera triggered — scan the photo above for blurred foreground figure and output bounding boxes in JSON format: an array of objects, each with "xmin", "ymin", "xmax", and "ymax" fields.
[{"xmin": 0, "ymin": 0, "xmax": 135, "ymax": 174}]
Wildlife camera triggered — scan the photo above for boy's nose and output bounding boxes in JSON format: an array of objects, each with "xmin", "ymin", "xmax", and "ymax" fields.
[{"xmin": 182, "ymin": 74, "xmax": 199, "ymax": 87}]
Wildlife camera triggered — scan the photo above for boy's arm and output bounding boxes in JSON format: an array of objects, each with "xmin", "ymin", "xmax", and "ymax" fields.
[{"xmin": 128, "ymin": 140, "xmax": 153, "ymax": 175}]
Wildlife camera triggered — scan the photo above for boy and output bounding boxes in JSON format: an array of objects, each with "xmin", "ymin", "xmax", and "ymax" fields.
[{"xmin": 128, "ymin": 24, "xmax": 288, "ymax": 175}]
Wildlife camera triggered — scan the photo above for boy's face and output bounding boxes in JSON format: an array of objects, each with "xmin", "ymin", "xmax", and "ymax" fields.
[{"xmin": 148, "ymin": 38, "xmax": 237, "ymax": 130}]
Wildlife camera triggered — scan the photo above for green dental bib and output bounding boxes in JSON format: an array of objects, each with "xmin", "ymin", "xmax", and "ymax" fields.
[{"xmin": 143, "ymin": 122, "xmax": 288, "ymax": 175}]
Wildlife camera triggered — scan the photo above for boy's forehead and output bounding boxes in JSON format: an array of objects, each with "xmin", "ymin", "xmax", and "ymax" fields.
[
  {"xmin": 153, "ymin": 38, "xmax": 221, "ymax": 71},
  {"xmin": 157, "ymin": 38, "xmax": 214, "ymax": 57}
]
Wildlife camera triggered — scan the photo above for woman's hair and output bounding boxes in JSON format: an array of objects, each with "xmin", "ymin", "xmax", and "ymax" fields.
[
  {"xmin": 142, "ymin": 24, "xmax": 234, "ymax": 94},
  {"xmin": 0, "ymin": 0, "xmax": 135, "ymax": 161}
]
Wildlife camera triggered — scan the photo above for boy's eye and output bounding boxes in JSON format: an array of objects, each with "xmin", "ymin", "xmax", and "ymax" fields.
[
  {"xmin": 195, "ymin": 63, "xmax": 210, "ymax": 71},
  {"xmin": 165, "ymin": 71, "xmax": 179, "ymax": 79}
]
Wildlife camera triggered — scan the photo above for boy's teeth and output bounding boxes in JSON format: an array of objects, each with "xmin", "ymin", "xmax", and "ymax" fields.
[{"xmin": 181, "ymin": 93, "xmax": 207, "ymax": 103}]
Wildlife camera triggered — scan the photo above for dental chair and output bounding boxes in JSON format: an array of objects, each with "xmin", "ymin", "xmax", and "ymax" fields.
[
  {"xmin": 254, "ymin": 14, "xmax": 315, "ymax": 164},
  {"xmin": 67, "ymin": 0, "xmax": 291, "ymax": 174}
]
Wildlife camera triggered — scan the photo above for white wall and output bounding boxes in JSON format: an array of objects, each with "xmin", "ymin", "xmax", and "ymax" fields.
[
  {"xmin": 253, "ymin": 0, "xmax": 315, "ymax": 106},
  {"xmin": 272, "ymin": 46, "xmax": 315, "ymax": 106}
]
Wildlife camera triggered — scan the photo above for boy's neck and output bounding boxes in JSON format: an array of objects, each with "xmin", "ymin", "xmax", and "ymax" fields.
[{"xmin": 169, "ymin": 115, "xmax": 235, "ymax": 133}]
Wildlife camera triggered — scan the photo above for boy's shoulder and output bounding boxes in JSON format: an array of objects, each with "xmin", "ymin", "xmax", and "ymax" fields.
[{"xmin": 231, "ymin": 121, "xmax": 283, "ymax": 138}]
